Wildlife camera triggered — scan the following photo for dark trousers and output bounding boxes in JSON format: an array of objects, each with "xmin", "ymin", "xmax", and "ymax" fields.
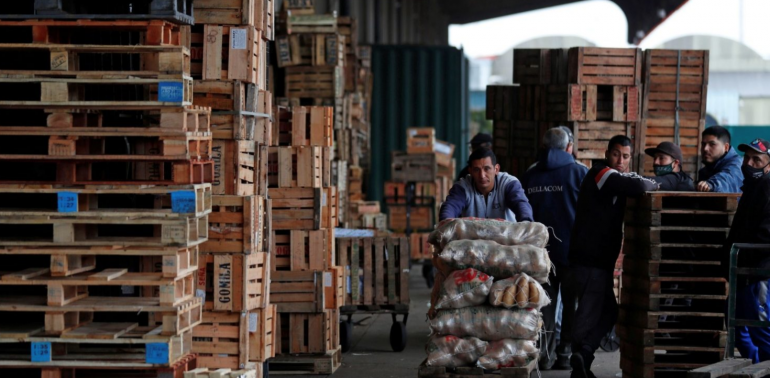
[
  {"xmin": 541, "ymin": 264, "xmax": 577, "ymax": 363},
  {"xmin": 569, "ymin": 265, "xmax": 618, "ymax": 369}
]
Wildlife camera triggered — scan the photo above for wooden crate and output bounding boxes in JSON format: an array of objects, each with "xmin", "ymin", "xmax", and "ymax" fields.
[
  {"xmin": 194, "ymin": 80, "xmax": 269, "ymax": 142},
  {"xmin": 360, "ymin": 213, "xmax": 387, "ymax": 230},
  {"xmin": 197, "ymin": 252, "xmax": 270, "ymax": 312},
  {"xmin": 193, "ymin": 0, "xmax": 273, "ymax": 31},
  {"xmin": 268, "ymin": 146, "xmax": 323, "ymax": 188},
  {"xmin": 513, "ymin": 48, "xmax": 568, "ymax": 85},
  {"xmin": 270, "ymin": 270, "xmax": 342, "ymax": 313},
  {"xmin": 545, "ymin": 84, "xmax": 640, "ymax": 122},
  {"xmin": 271, "ymin": 228, "xmax": 335, "ymax": 271},
  {"xmin": 391, "ymin": 152, "xmax": 437, "ymax": 183},
  {"xmin": 212, "ymin": 140, "xmax": 257, "ymax": 196},
  {"xmin": 406, "ymin": 127, "xmax": 436, "ymax": 154},
  {"xmin": 336, "ymin": 237, "xmax": 410, "ymax": 307},
  {"xmin": 13, "ymin": 354, "xmax": 198, "ymax": 378},
  {"xmin": 383, "ymin": 181, "xmax": 438, "ymax": 205},
  {"xmin": 192, "ymin": 305, "xmax": 276, "ymax": 369},
  {"xmin": 568, "ymin": 47, "xmax": 643, "ymax": 86},
  {"xmin": 387, "ymin": 205, "xmax": 434, "ymax": 231},
  {"xmin": 492, "ymin": 120, "xmax": 548, "ymax": 160},
  {"xmin": 285, "ymin": 66, "xmax": 343, "ymax": 99},
  {"xmin": 571, "ymin": 121, "xmax": 637, "ymax": 161},
  {"xmin": 276, "ymin": 33, "xmax": 345, "ymax": 68},
  {"xmin": 191, "ymin": 25, "xmax": 261, "ymax": 83},
  {"xmin": 410, "ymin": 233, "xmax": 432, "ymax": 260},
  {"xmin": 201, "ymin": 195, "xmax": 265, "ymax": 254},
  {"xmin": 272, "ymin": 106, "xmax": 333, "ymax": 146},
  {"xmin": 286, "ymin": 13, "xmax": 337, "ymax": 34},
  {"xmin": 269, "ymin": 187, "xmax": 337, "ymax": 230},
  {"xmin": 274, "ymin": 309, "xmax": 339, "ymax": 354}
]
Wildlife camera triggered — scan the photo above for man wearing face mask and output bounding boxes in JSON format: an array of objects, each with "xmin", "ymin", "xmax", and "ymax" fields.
[
  {"xmin": 643, "ymin": 142, "xmax": 694, "ymax": 191},
  {"xmin": 723, "ymin": 138, "xmax": 770, "ymax": 363}
]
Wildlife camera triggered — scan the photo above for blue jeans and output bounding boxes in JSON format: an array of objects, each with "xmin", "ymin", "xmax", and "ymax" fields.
[{"xmin": 735, "ymin": 280, "xmax": 770, "ymax": 363}]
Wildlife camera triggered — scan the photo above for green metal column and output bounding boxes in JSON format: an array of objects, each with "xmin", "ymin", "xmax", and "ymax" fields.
[{"xmin": 369, "ymin": 45, "xmax": 469, "ymax": 202}]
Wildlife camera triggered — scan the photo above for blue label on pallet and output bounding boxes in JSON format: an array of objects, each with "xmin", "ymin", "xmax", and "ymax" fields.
[
  {"xmin": 145, "ymin": 343, "xmax": 169, "ymax": 364},
  {"xmin": 158, "ymin": 81, "xmax": 184, "ymax": 103},
  {"xmin": 171, "ymin": 190, "xmax": 196, "ymax": 213},
  {"xmin": 57, "ymin": 192, "xmax": 78, "ymax": 213},
  {"xmin": 31, "ymin": 342, "xmax": 51, "ymax": 362}
]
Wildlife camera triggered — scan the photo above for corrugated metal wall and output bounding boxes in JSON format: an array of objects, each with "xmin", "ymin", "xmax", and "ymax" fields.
[{"xmin": 369, "ymin": 45, "xmax": 469, "ymax": 202}]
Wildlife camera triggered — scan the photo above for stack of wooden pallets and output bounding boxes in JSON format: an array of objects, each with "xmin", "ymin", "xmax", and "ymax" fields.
[
  {"xmin": 0, "ymin": 2, "xmax": 212, "ymax": 377},
  {"xmin": 191, "ymin": 0, "xmax": 276, "ymax": 375},
  {"xmin": 488, "ymin": 47, "xmax": 707, "ymax": 177},
  {"xmin": 275, "ymin": 0, "xmax": 373, "ymax": 228},
  {"xmin": 619, "ymin": 192, "xmax": 740, "ymax": 378}
]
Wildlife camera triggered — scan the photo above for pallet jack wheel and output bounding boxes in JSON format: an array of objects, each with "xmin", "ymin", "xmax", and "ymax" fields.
[
  {"xmin": 390, "ymin": 313, "xmax": 408, "ymax": 352},
  {"xmin": 340, "ymin": 318, "xmax": 353, "ymax": 353},
  {"xmin": 599, "ymin": 326, "xmax": 620, "ymax": 352}
]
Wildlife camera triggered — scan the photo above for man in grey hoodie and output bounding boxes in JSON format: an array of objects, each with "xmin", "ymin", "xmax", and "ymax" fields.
[{"xmin": 439, "ymin": 148, "xmax": 533, "ymax": 222}]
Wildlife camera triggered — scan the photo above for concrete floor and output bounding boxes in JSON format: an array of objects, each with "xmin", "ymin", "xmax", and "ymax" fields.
[{"xmin": 281, "ymin": 264, "xmax": 622, "ymax": 378}]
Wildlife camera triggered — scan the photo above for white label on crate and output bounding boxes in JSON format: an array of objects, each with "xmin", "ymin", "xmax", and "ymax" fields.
[
  {"xmin": 195, "ymin": 289, "xmax": 206, "ymax": 303},
  {"xmin": 249, "ymin": 313, "xmax": 258, "ymax": 333},
  {"xmin": 409, "ymin": 129, "xmax": 418, "ymax": 136},
  {"xmin": 434, "ymin": 142, "xmax": 452, "ymax": 155},
  {"xmin": 324, "ymin": 272, "xmax": 332, "ymax": 287},
  {"xmin": 121, "ymin": 285, "xmax": 134, "ymax": 295},
  {"xmin": 231, "ymin": 28, "xmax": 248, "ymax": 50},
  {"xmin": 322, "ymin": 192, "xmax": 328, "ymax": 206}
]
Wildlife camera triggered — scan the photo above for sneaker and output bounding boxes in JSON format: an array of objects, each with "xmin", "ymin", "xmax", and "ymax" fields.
[
  {"xmin": 570, "ymin": 354, "xmax": 587, "ymax": 378},
  {"xmin": 556, "ymin": 354, "xmax": 571, "ymax": 370}
]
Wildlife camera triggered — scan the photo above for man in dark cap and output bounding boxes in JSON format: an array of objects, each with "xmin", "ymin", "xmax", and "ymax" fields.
[
  {"xmin": 457, "ymin": 133, "xmax": 493, "ymax": 179},
  {"xmin": 724, "ymin": 138, "xmax": 770, "ymax": 363},
  {"xmin": 644, "ymin": 141, "xmax": 694, "ymax": 191}
]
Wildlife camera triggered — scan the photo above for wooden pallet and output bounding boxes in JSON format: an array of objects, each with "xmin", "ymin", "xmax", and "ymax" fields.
[
  {"xmin": 617, "ymin": 325, "xmax": 726, "ymax": 349},
  {"xmin": 193, "ymin": 82, "xmax": 270, "ymax": 143},
  {"xmin": 336, "ymin": 237, "xmax": 410, "ymax": 306},
  {"xmin": 269, "ymin": 187, "xmax": 337, "ymax": 230},
  {"xmin": 190, "ymin": 25, "xmax": 260, "ymax": 84},
  {"xmin": 2, "ymin": 352, "xmax": 198, "ymax": 378},
  {"xmin": 622, "ymin": 255, "xmax": 722, "ymax": 279},
  {"xmin": 0, "ymin": 43, "xmax": 190, "ymax": 79},
  {"xmin": 0, "ymin": 19, "xmax": 190, "ymax": 46},
  {"xmin": 192, "ymin": 305, "xmax": 276, "ymax": 369},
  {"xmin": 513, "ymin": 48, "xmax": 568, "ymax": 85},
  {"xmin": 418, "ymin": 358, "xmax": 538, "ymax": 378},
  {"xmin": 568, "ymin": 47, "xmax": 643, "ymax": 86},
  {"xmin": 0, "ymin": 131, "xmax": 211, "ymax": 161},
  {"xmin": 36, "ymin": 105, "xmax": 212, "ymax": 133},
  {"xmin": 618, "ymin": 307, "xmax": 725, "ymax": 331},
  {"xmin": 270, "ymin": 346, "xmax": 341, "ymax": 375},
  {"xmin": 0, "ymin": 296, "xmax": 201, "ymax": 336},
  {"xmin": 0, "ymin": 328, "xmax": 194, "ymax": 369},
  {"xmin": 197, "ymin": 253, "xmax": 269, "ymax": 312},
  {"xmin": 201, "ymin": 195, "xmax": 265, "ymax": 255},
  {"xmin": 269, "ymin": 269, "xmax": 343, "ymax": 313},
  {"xmin": 273, "ymin": 106, "xmax": 333, "ymax": 147},
  {"xmin": 0, "ymin": 184, "xmax": 211, "ymax": 218},
  {"xmin": 1, "ymin": 0, "xmax": 194, "ymax": 23},
  {"xmin": 0, "ymin": 77, "xmax": 194, "ymax": 109},
  {"xmin": 211, "ymin": 140, "xmax": 258, "ymax": 196},
  {"xmin": 0, "ymin": 267, "xmax": 196, "ymax": 306},
  {"xmin": 621, "ymin": 341, "xmax": 725, "ymax": 369},
  {"xmin": 285, "ymin": 66, "xmax": 343, "ymax": 99},
  {"xmin": 185, "ymin": 365, "xmax": 262, "ymax": 378},
  {"xmin": 271, "ymin": 229, "xmax": 335, "ymax": 271},
  {"xmin": 0, "ymin": 212, "xmax": 208, "ymax": 248}
]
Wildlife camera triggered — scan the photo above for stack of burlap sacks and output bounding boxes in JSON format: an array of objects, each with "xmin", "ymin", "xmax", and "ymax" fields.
[{"xmin": 425, "ymin": 218, "xmax": 552, "ymax": 369}]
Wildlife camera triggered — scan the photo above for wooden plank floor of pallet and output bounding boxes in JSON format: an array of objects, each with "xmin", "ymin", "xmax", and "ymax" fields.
[{"xmin": 268, "ymin": 346, "xmax": 342, "ymax": 376}]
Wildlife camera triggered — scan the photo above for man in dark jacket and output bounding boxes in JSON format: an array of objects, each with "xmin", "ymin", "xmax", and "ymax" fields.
[
  {"xmin": 644, "ymin": 141, "xmax": 694, "ymax": 191},
  {"xmin": 568, "ymin": 135, "xmax": 659, "ymax": 378},
  {"xmin": 457, "ymin": 133, "xmax": 493, "ymax": 180},
  {"xmin": 440, "ymin": 148, "xmax": 533, "ymax": 222},
  {"xmin": 698, "ymin": 126, "xmax": 743, "ymax": 192},
  {"xmin": 724, "ymin": 138, "xmax": 770, "ymax": 363},
  {"xmin": 522, "ymin": 126, "xmax": 588, "ymax": 370}
]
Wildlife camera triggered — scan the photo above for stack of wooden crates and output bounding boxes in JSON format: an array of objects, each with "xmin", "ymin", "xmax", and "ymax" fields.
[
  {"xmin": 487, "ymin": 47, "xmax": 708, "ymax": 180},
  {"xmin": 276, "ymin": 0, "xmax": 373, "ymax": 228},
  {"xmin": 620, "ymin": 192, "xmax": 739, "ymax": 378},
  {"xmin": 386, "ymin": 127, "xmax": 454, "ymax": 261},
  {"xmin": 191, "ymin": 0, "xmax": 276, "ymax": 374},
  {"xmin": 267, "ymin": 2, "xmax": 345, "ymax": 374},
  {"xmin": 0, "ymin": 3, "xmax": 211, "ymax": 377}
]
